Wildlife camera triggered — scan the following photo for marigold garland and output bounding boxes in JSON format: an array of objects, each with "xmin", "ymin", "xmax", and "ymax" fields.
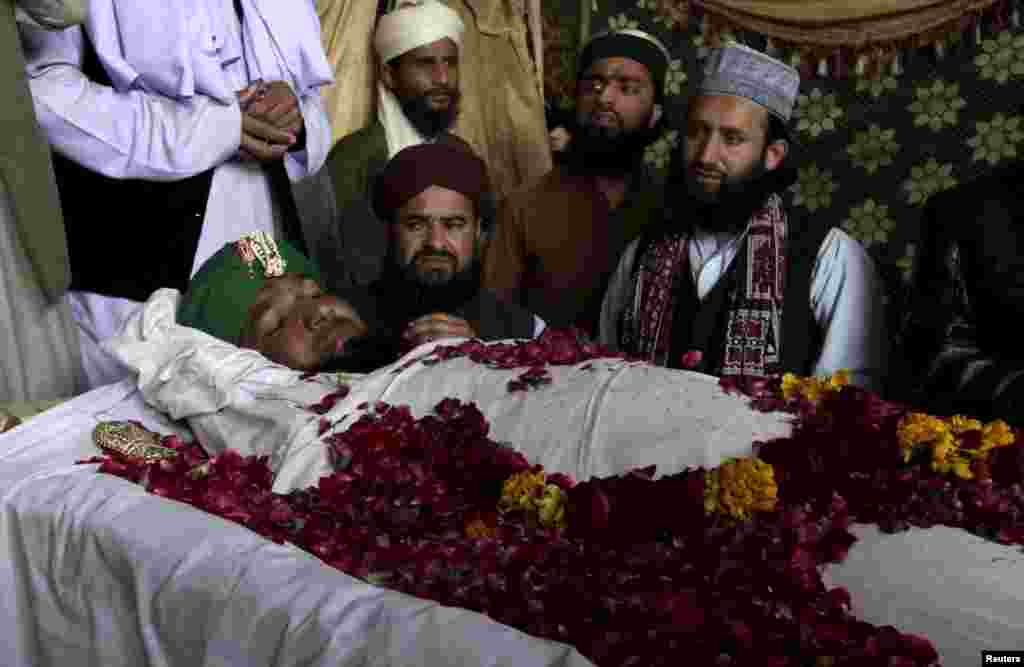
[
  {"xmin": 498, "ymin": 468, "xmax": 569, "ymax": 529},
  {"xmin": 781, "ymin": 369, "xmax": 850, "ymax": 404},
  {"xmin": 703, "ymin": 456, "xmax": 778, "ymax": 521},
  {"xmin": 897, "ymin": 412, "xmax": 1016, "ymax": 480}
]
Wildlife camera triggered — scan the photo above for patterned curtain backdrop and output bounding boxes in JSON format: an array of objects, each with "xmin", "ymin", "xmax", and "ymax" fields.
[{"xmin": 543, "ymin": 0, "xmax": 1024, "ymax": 342}]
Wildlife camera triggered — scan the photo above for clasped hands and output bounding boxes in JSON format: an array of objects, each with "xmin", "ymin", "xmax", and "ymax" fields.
[
  {"xmin": 403, "ymin": 313, "xmax": 477, "ymax": 346},
  {"xmin": 236, "ymin": 80, "xmax": 305, "ymax": 162}
]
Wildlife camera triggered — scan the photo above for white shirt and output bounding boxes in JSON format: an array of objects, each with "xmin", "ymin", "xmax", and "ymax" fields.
[
  {"xmin": 19, "ymin": 7, "xmax": 331, "ymax": 389},
  {"xmin": 600, "ymin": 227, "xmax": 889, "ymax": 392}
]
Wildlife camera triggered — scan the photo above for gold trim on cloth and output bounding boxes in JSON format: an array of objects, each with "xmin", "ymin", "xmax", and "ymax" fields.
[
  {"xmin": 92, "ymin": 421, "xmax": 179, "ymax": 463},
  {"xmin": 688, "ymin": 0, "xmax": 1003, "ymax": 48}
]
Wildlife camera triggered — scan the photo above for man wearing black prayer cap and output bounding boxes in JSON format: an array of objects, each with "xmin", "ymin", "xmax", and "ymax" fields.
[
  {"xmin": 339, "ymin": 141, "xmax": 543, "ymax": 369},
  {"xmin": 483, "ymin": 29, "xmax": 670, "ymax": 338}
]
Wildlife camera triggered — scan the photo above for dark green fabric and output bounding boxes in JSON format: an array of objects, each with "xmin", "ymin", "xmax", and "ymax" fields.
[
  {"xmin": 178, "ymin": 238, "xmax": 321, "ymax": 344},
  {"xmin": 324, "ymin": 122, "xmax": 391, "ymax": 291},
  {"xmin": 1, "ymin": 0, "xmax": 71, "ymax": 303}
]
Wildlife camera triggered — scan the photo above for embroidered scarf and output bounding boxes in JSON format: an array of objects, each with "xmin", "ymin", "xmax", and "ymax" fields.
[{"xmin": 622, "ymin": 193, "xmax": 788, "ymax": 379}]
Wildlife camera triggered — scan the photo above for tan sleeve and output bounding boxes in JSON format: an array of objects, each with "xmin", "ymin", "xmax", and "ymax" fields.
[{"xmin": 482, "ymin": 194, "xmax": 528, "ymax": 305}]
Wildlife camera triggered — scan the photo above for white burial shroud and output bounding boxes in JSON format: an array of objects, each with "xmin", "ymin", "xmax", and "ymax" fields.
[
  {"xmin": 106, "ymin": 289, "xmax": 794, "ymax": 493},
  {"xmin": 79, "ymin": 288, "xmax": 1024, "ymax": 665}
]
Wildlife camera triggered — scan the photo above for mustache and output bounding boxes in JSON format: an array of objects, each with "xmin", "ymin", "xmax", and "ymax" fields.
[
  {"xmin": 692, "ymin": 165, "xmax": 725, "ymax": 178},
  {"xmin": 414, "ymin": 249, "xmax": 456, "ymax": 262},
  {"xmin": 586, "ymin": 109, "xmax": 620, "ymax": 126},
  {"xmin": 425, "ymin": 86, "xmax": 457, "ymax": 98}
]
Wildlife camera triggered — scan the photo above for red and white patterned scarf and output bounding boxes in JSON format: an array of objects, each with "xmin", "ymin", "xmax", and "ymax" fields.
[{"xmin": 622, "ymin": 193, "xmax": 788, "ymax": 378}]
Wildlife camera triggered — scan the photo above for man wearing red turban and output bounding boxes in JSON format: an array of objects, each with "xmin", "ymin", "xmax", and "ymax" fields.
[{"xmin": 338, "ymin": 141, "xmax": 544, "ymax": 369}]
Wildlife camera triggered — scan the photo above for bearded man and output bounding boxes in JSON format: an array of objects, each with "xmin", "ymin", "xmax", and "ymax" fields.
[
  {"xmin": 337, "ymin": 141, "xmax": 542, "ymax": 369},
  {"xmin": 482, "ymin": 29, "xmax": 669, "ymax": 337},
  {"xmin": 321, "ymin": 0, "xmax": 475, "ymax": 292},
  {"xmin": 600, "ymin": 43, "xmax": 887, "ymax": 391}
]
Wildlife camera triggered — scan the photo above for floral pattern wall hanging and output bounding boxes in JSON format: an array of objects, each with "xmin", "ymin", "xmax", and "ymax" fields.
[{"xmin": 544, "ymin": 0, "xmax": 1024, "ymax": 341}]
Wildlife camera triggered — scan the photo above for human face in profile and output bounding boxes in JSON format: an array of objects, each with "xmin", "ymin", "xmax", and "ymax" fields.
[{"xmin": 239, "ymin": 274, "xmax": 367, "ymax": 371}]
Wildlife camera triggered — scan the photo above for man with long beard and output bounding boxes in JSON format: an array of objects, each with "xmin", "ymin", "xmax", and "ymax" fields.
[
  {"xmin": 322, "ymin": 0, "xmax": 475, "ymax": 292},
  {"xmin": 335, "ymin": 141, "xmax": 543, "ymax": 370},
  {"xmin": 482, "ymin": 29, "xmax": 669, "ymax": 338},
  {"xmin": 600, "ymin": 43, "xmax": 887, "ymax": 392}
]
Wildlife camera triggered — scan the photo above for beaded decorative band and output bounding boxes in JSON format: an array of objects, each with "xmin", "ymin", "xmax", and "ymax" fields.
[
  {"xmin": 235, "ymin": 231, "xmax": 286, "ymax": 279},
  {"xmin": 93, "ymin": 421, "xmax": 179, "ymax": 463}
]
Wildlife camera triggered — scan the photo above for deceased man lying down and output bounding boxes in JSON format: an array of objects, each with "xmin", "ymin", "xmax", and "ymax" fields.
[
  {"xmin": 106, "ymin": 238, "xmax": 792, "ymax": 494},
  {"xmin": 176, "ymin": 231, "xmax": 370, "ymax": 371}
]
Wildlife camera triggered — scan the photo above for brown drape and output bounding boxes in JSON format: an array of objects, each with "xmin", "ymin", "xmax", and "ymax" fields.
[
  {"xmin": 315, "ymin": 0, "xmax": 551, "ymax": 201},
  {"xmin": 686, "ymin": 0, "xmax": 1004, "ymax": 47},
  {"xmin": 447, "ymin": 0, "xmax": 551, "ymax": 200},
  {"xmin": 316, "ymin": 0, "xmax": 378, "ymax": 148}
]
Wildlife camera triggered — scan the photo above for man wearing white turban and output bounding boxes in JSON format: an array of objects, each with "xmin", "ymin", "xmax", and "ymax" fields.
[{"xmin": 321, "ymin": 0, "xmax": 478, "ymax": 293}]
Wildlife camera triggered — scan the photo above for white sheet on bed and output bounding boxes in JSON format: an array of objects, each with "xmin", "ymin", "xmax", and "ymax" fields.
[
  {"xmin": 8, "ymin": 289, "xmax": 1024, "ymax": 666},
  {"xmin": 0, "ymin": 383, "xmax": 594, "ymax": 667},
  {"xmin": 6, "ymin": 383, "xmax": 1024, "ymax": 666}
]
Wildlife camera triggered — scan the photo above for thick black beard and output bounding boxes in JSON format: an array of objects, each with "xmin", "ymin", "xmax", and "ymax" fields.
[
  {"xmin": 317, "ymin": 257, "xmax": 482, "ymax": 374},
  {"xmin": 399, "ymin": 90, "xmax": 461, "ymax": 138},
  {"xmin": 667, "ymin": 163, "xmax": 798, "ymax": 235},
  {"xmin": 379, "ymin": 253, "xmax": 482, "ymax": 324},
  {"xmin": 562, "ymin": 116, "xmax": 663, "ymax": 176}
]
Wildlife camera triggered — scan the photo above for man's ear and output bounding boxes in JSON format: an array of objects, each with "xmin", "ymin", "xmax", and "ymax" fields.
[
  {"xmin": 649, "ymin": 103, "xmax": 663, "ymax": 128},
  {"xmin": 764, "ymin": 139, "xmax": 788, "ymax": 171}
]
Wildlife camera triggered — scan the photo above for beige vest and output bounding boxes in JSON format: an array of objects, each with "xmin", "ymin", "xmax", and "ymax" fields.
[{"xmin": 0, "ymin": 0, "xmax": 71, "ymax": 303}]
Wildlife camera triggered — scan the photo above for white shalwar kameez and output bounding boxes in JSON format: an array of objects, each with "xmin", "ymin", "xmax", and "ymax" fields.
[{"xmin": 19, "ymin": 0, "xmax": 332, "ymax": 390}]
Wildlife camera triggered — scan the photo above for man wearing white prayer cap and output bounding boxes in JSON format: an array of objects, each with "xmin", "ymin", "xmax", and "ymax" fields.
[
  {"xmin": 18, "ymin": 0, "xmax": 334, "ymax": 391},
  {"xmin": 323, "ymin": 0, "xmax": 477, "ymax": 294},
  {"xmin": 600, "ymin": 43, "xmax": 888, "ymax": 394}
]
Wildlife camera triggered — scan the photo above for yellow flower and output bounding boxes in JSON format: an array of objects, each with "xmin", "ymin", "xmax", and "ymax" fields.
[
  {"xmin": 706, "ymin": 457, "xmax": 778, "ymax": 521},
  {"xmin": 951, "ymin": 459, "xmax": 974, "ymax": 480},
  {"xmin": 931, "ymin": 433, "xmax": 957, "ymax": 462},
  {"xmin": 948, "ymin": 415, "xmax": 983, "ymax": 434},
  {"xmin": 465, "ymin": 516, "xmax": 498, "ymax": 539},
  {"xmin": 536, "ymin": 483, "xmax": 568, "ymax": 529},
  {"xmin": 704, "ymin": 467, "xmax": 721, "ymax": 514},
  {"xmin": 781, "ymin": 373, "xmax": 802, "ymax": 401},
  {"xmin": 827, "ymin": 369, "xmax": 850, "ymax": 389},
  {"xmin": 898, "ymin": 412, "xmax": 1014, "ymax": 481},
  {"xmin": 781, "ymin": 370, "xmax": 851, "ymax": 404},
  {"xmin": 897, "ymin": 413, "xmax": 951, "ymax": 451},
  {"xmin": 982, "ymin": 420, "xmax": 1016, "ymax": 450},
  {"xmin": 498, "ymin": 470, "xmax": 568, "ymax": 529},
  {"xmin": 499, "ymin": 469, "xmax": 546, "ymax": 513}
]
